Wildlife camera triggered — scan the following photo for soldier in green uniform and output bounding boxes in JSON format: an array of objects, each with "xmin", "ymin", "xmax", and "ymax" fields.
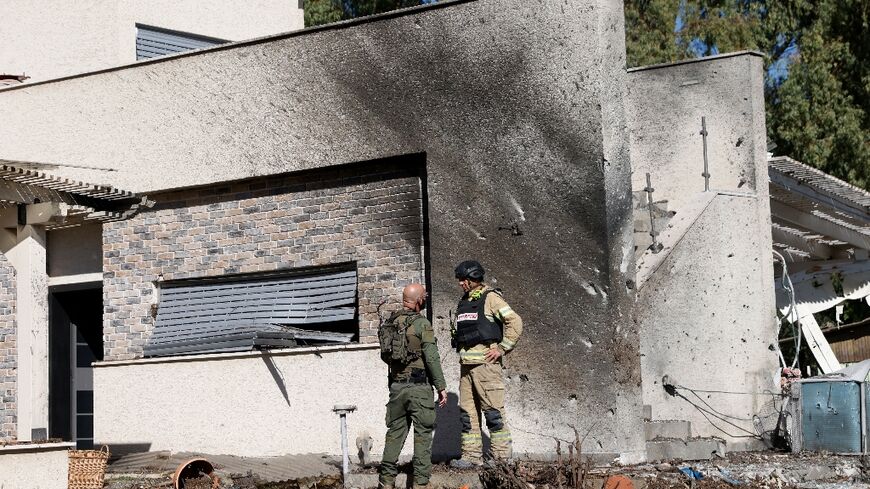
[{"xmin": 378, "ymin": 283, "xmax": 448, "ymax": 489}]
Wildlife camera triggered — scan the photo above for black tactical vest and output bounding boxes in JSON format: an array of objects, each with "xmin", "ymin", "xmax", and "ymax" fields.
[{"xmin": 454, "ymin": 290, "xmax": 503, "ymax": 348}]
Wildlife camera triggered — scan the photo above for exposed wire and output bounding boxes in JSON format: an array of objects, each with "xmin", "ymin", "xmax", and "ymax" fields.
[
  {"xmin": 685, "ymin": 388, "xmax": 758, "ymax": 421},
  {"xmin": 773, "ymin": 250, "xmax": 802, "ymax": 369},
  {"xmin": 665, "ymin": 383, "xmax": 792, "ymax": 442},
  {"xmin": 672, "ymin": 391, "xmax": 763, "ymax": 440},
  {"xmin": 672, "ymin": 384, "xmax": 787, "ymax": 397}
]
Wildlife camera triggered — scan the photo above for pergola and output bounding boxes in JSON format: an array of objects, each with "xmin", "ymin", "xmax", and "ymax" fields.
[
  {"xmin": 770, "ymin": 156, "xmax": 870, "ymax": 372},
  {"xmin": 0, "ymin": 160, "xmax": 150, "ymax": 229}
]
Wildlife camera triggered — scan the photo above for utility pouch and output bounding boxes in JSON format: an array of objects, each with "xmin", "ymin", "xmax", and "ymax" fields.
[{"xmin": 409, "ymin": 368, "xmax": 428, "ymax": 384}]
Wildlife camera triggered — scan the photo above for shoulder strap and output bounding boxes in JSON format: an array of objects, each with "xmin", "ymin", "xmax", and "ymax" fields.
[
  {"xmin": 386, "ymin": 310, "xmax": 402, "ymax": 323},
  {"xmin": 407, "ymin": 314, "xmax": 426, "ymax": 337},
  {"xmin": 388, "ymin": 309, "xmax": 413, "ymax": 322}
]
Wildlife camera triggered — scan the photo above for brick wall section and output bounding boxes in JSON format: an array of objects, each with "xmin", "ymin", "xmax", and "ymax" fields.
[
  {"xmin": 0, "ymin": 253, "xmax": 16, "ymax": 440},
  {"xmin": 103, "ymin": 161, "xmax": 425, "ymax": 361}
]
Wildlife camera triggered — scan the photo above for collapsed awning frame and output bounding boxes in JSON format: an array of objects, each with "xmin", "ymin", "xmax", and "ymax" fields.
[{"xmin": 0, "ymin": 160, "xmax": 151, "ymax": 228}]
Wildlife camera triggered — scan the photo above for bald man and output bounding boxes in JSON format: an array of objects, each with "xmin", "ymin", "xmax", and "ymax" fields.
[{"xmin": 378, "ymin": 283, "xmax": 447, "ymax": 489}]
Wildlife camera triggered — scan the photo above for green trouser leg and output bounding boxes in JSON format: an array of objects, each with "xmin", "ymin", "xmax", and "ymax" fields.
[
  {"xmin": 408, "ymin": 386, "xmax": 436, "ymax": 485},
  {"xmin": 379, "ymin": 385, "xmax": 409, "ymax": 487},
  {"xmin": 379, "ymin": 384, "xmax": 436, "ymax": 487}
]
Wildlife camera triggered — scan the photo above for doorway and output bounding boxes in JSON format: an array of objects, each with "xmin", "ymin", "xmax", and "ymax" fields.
[{"xmin": 49, "ymin": 285, "xmax": 102, "ymax": 449}]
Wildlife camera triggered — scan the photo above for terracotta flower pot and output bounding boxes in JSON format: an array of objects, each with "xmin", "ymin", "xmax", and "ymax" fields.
[{"xmin": 172, "ymin": 458, "xmax": 219, "ymax": 489}]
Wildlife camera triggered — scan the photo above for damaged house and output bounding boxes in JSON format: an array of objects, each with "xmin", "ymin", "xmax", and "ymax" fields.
[{"xmin": 2, "ymin": 0, "xmax": 859, "ymax": 465}]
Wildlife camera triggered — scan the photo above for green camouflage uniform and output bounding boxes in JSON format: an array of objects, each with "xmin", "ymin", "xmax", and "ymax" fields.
[{"xmin": 379, "ymin": 311, "xmax": 446, "ymax": 488}]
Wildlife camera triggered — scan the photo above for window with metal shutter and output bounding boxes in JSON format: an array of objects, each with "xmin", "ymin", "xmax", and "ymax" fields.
[
  {"xmin": 135, "ymin": 24, "xmax": 228, "ymax": 61},
  {"xmin": 144, "ymin": 267, "xmax": 358, "ymax": 357}
]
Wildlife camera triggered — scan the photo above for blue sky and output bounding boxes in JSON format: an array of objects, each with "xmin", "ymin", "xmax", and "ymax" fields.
[{"xmin": 673, "ymin": 0, "xmax": 798, "ymax": 87}]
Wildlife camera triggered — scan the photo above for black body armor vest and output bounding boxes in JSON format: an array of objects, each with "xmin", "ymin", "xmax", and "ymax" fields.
[{"xmin": 454, "ymin": 290, "xmax": 503, "ymax": 347}]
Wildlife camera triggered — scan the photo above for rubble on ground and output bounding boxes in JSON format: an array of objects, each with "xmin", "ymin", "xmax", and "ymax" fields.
[
  {"xmin": 476, "ymin": 451, "xmax": 868, "ymax": 489},
  {"xmin": 104, "ymin": 451, "xmax": 870, "ymax": 489}
]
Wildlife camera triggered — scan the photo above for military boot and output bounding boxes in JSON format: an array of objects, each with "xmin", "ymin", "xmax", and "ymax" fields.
[
  {"xmin": 378, "ymin": 483, "xmax": 395, "ymax": 489},
  {"xmin": 412, "ymin": 484, "xmax": 432, "ymax": 489}
]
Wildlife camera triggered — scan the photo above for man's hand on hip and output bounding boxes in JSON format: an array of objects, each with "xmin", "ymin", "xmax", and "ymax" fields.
[{"xmin": 485, "ymin": 346, "xmax": 503, "ymax": 363}]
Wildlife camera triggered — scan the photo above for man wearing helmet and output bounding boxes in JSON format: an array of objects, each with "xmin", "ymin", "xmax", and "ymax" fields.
[{"xmin": 450, "ymin": 260, "xmax": 523, "ymax": 468}]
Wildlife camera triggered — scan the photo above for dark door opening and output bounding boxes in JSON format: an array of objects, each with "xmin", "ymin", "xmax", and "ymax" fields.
[{"xmin": 49, "ymin": 286, "xmax": 102, "ymax": 449}]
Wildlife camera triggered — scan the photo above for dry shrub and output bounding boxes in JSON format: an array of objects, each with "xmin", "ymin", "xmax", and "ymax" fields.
[{"xmin": 480, "ymin": 428, "xmax": 594, "ymax": 489}]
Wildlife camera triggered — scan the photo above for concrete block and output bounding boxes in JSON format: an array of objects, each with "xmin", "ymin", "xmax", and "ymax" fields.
[
  {"xmin": 645, "ymin": 438, "xmax": 725, "ymax": 462},
  {"xmin": 644, "ymin": 420, "xmax": 691, "ymax": 441}
]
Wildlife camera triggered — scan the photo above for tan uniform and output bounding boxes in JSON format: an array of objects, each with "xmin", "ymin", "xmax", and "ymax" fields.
[{"xmin": 456, "ymin": 285, "xmax": 522, "ymax": 462}]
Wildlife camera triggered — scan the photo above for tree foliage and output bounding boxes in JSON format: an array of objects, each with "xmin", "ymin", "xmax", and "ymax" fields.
[
  {"xmin": 625, "ymin": 0, "xmax": 869, "ymax": 189},
  {"xmin": 304, "ymin": 0, "xmax": 427, "ymax": 28}
]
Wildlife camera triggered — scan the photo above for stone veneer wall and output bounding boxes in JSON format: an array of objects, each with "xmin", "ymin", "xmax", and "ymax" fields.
[
  {"xmin": 0, "ymin": 253, "xmax": 16, "ymax": 440},
  {"xmin": 102, "ymin": 158, "xmax": 425, "ymax": 361}
]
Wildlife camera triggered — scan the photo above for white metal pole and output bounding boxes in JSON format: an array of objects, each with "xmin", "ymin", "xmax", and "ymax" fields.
[{"xmin": 340, "ymin": 413, "xmax": 349, "ymax": 481}]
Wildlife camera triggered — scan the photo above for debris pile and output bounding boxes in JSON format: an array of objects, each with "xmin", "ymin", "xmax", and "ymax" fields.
[
  {"xmin": 479, "ymin": 459, "xmax": 807, "ymax": 489},
  {"xmin": 250, "ymin": 475, "xmax": 343, "ymax": 489},
  {"xmin": 481, "ymin": 431, "xmax": 595, "ymax": 489},
  {"xmin": 180, "ymin": 474, "xmax": 213, "ymax": 489}
]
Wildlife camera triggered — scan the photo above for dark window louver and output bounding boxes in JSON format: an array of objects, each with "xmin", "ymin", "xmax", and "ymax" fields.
[
  {"xmin": 144, "ymin": 269, "xmax": 357, "ymax": 357},
  {"xmin": 135, "ymin": 25, "xmax": 227, "ymax": 61}
]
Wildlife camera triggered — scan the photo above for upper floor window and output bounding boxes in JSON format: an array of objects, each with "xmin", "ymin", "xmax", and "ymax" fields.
[{"xmin": 136, "ymin": 24, "xmax": 228, "ymax": 61}]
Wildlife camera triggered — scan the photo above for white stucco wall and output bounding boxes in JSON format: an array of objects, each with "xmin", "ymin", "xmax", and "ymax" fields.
[
  {"xmin": 638, "ymin": 195, "xmax": 779, "ymax": 449},
  {"xmin": 0, "ymin": 0, "xmax": 303, "ymax": 82},
  {"xmin": 94, "ymin": 345, "xmax": 439, "ymax": 459},
  {"xmin": 627, "ymin": 52, "xmax": 769, "ymax": 215},
  {"xmin": 5, "ymin": 226, "xmax": 49, "ymax": 443},
  {"xmin": 0, "ymin": 442, "xmax": 73, "ymax": 489},
  {"xmin": 628, "ymin": 53, "xmax": 779, "ymax": 450}
]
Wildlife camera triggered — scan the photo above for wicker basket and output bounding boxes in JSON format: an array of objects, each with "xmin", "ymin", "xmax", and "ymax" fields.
[{"xmin": 68, "ymin": 445, "xmax": 110, "ymax": 489}]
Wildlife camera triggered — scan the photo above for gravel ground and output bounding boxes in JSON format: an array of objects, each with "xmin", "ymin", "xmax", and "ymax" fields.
[{"xmin": 103, "ymin": 451, "xmax": 870, "ymax": 488}]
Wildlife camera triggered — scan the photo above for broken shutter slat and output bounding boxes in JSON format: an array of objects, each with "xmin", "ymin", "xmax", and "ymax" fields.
[
  {"xmin": 148, "ymin": 327, "xmax": 354, "ymax": 348},
  {"xmin": 148, "ymin": 309, "xmax": 357, "ymax": 337},
  {"xmin": 156, "ymin": 296, "xmax": 357, "ymax": 321},
  {"xmin": 144, "ymin": 268, "xmax": 358, "ymax": 358},
  {"xmin": 155, "ymin": 307, "xmax": 357, "ymax": 328},
  {"xmin": 160, "ymin": 284, "xmax": 356, "ymax": 310},
  {"xmin": 147, "ymin": 325, "xmax": 279, "ymax": 344}
]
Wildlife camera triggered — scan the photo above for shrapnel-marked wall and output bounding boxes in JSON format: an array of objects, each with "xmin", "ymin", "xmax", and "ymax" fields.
[
  {"xmin": 627, "ymin": 53, "xmax": 778, "ymax": 450},
  {"xmin": 0, "ymin": 254, "xmax": 16, "ymax": 440},
  {"xmin": 103, "ymin": 159, "xmax": 425, "ymax": 361},
  {"xmin": 0, "ymin": 0, "xmax": 644, "ymax": 459}
]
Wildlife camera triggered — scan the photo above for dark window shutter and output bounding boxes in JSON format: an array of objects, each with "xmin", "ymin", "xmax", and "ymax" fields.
[{"xmin": 144, "ymin": 269, "xmax": 357, "ymax": 357}]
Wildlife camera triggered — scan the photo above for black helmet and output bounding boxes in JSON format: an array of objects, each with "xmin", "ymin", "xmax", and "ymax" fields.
[{"xmin": 454, "ymin": 260, "xmax": 485, "ymax": 281}]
